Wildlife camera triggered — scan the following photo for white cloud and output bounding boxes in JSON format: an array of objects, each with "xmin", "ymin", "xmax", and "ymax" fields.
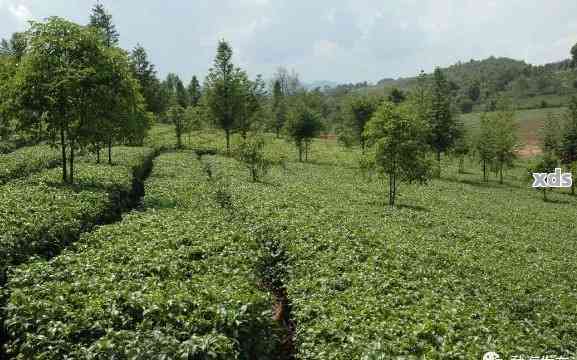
[{"xmin": 3, "ymin": 1, "xmax": 33, "ymax": 28}]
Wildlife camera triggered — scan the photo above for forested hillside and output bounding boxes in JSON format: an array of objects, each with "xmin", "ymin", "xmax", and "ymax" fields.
[{"xmin": 358, "ymin": 56, "xmax": 577, "ymax": 113}]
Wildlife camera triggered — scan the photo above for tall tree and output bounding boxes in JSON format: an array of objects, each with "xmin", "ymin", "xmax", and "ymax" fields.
[
  {"xmin": 175, "ymin": 77, "xmax": 188, "ymax": 108},
  {"xmin": 204, "ymin": 40, "xmax": 243, "ymax": 152},
  {"xmin": 285, "ymin": 104, "xmax": 322, "ymax": 162},
  {"xmin": 349, "ymin": 96, "xmax": 378, "ymax": 153},
  {"xmin": 273, "ymin": 67, "xmax": 300, "ymax": 96},
  {"xmin": 187, "ymin": 75, "xmax": 202, "ymax": 107},
  {"xmin": 130, "ymin": 44, "xmax": 163, "ymax": 114},
  {"xmin": 364, "ymin": 101, "xmax": 432, "ymax": 206},
  {"xmin": 272, "ymin": 79, "xmax": 287, "ymax": 138},
  {"xmin": 429, "ymin": 67, "xmax": 459, "ymax": 176},
  {"xmin": 237, "ymin": 73, "xmax": 266, "ymax": 138},
  {"xmin": 10, "ymin": 17, "xmax": 136, "ymax": 182},
  {"xmin": 89, "ymin": 1, "xmax": 119, "ymax": 48}
]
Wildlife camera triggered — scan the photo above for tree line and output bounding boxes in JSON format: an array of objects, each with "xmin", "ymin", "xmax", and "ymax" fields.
[
  {"xmin": 2, "ymin": 3, "xmax": 576, "ymax": 205},
  {"xmin": 0, "ymin": 4, "xmax": 156, "ymax": 183}
]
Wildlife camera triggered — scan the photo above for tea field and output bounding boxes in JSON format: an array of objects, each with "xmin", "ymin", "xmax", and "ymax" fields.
[{"xmin": 1, "ymin": 128, "xmax": 577, "ymax": 359}]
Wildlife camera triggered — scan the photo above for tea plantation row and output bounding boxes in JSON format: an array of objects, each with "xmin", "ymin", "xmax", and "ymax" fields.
[
  {"xmin": 199, "ymin": 154, "xmax": 577, "ymax": 359},
  {"xmin": 4, "ymin": 152, "xmax": 283, "ymax": 359},
  {"xmin": 0, "ymin": 146, "xmax": 155, "ymax": 268},
  {"xmin": 0, "ymin": 145, "xmax": 61, "ymax": 185}
]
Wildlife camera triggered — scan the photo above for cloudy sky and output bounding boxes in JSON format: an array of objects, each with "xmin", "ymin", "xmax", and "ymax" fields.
[{"xmin": 1, "ymin": 0, "xmax": 576, "ymax": 84}]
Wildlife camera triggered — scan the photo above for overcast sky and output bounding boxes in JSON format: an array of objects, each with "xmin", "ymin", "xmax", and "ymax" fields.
[{"xmin": 1, "ymin": 0, "xmax": 576, "ymax": 84}]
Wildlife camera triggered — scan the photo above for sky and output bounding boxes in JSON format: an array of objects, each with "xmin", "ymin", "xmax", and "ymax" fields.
[{"xmin": 1, "ymin": 0, "xmax": 576, "ymax": 85}]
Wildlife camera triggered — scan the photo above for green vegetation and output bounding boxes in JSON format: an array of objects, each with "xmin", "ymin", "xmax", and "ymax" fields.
[
  {"xmin": 5, "ymin": 152, "xmax": 281, "ymax": 358},
  {"xmin": 2, "ymin": 3, "xmax": 577, "ymax": 359},
  {"xmin": 0, "ymin": 146, "xmax": 154, "ymax": 268},
  {"xmin": 0, "ymin": 144, "xmax": 60, "ymax": 185}
]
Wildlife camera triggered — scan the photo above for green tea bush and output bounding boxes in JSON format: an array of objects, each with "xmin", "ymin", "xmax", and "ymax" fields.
[
  {"xmin": 5, "ymin": 152, "xmax": 281, "ymax": 358},
  {"xmin": 0, "ymin": 144, "xmax": 60, "ymax": 185},
  {"xmin": 201, "ymin": 155, "xmax": 577, "ymax": 359},
  {"xmin": 0, "ymin": 146, "xmax": 154, "ymax": 266}
]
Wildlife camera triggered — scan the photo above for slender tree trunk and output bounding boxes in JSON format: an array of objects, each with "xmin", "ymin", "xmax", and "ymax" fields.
[
  {"xmin": 389, "ymin": 172, "xmax": 396, "ymax": 206},
  {"xmin": 305, "ymin": 141, "xmax": 309, "ymax": 162},
  {"xmin": 298, "ymin": 142, "xmax": 303, "ymax": 162},
  {"xmin": 436, "ymin": 151, "xmax": 441, "ymax": 177},
  {"xmin": 499, "ymin": 163, "xmax": 503, "ymax": 184},
  {"xmin": 60, "ymin": 127, "xmax": 67, "ymax": 183},
  {"xmin": 483, "ymin": 160, "xmax": 487, "ymax": 182},
  {"xmin": 69, "ymin": 138, "xmax": 74, "ymax": 184},
  {"xmin": 458, "ymin": 157, "xmax": 464, "ymax": 173},
  {"xmin": 96, "ymin": 146, "xmax": 101, "ymax": 164},
  {"xmin": 225, "ymin": 129, "xmax": 230, "ymax": 154},
  {"xmin": 276, "ymin": 127, "xmax": 280, "ymax": 139},
  {"xmin": 108, "ymin": 139, "xmax": 112, "ymax": 165}
]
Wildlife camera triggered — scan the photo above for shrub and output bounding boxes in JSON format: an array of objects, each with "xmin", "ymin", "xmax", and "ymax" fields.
[{"xmin": 235, "ymin": 136, "xmax": 271, "ymax": 182}]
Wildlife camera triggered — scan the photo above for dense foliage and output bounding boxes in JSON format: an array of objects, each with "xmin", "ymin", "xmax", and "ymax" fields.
[{"xmin": 5, "ymin": 152, "xmax": 281, "ymax": 358}]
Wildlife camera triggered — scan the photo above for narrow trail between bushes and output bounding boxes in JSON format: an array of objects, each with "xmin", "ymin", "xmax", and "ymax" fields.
[
  {"xmin": 0, "ymin": 151, "xmax": 160, "ymax": 359},
  {"xmin": 199, "ymin": 153, "xmax": 297, "ymax": 360}
]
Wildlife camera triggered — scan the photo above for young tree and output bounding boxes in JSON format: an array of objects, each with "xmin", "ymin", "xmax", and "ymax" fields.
[
  {"xmin": 285, "ymin": 104, "xmax": 322, "ymax": 162},
  {"xmin": 235, "ymin": 136, "xmax": 271, "ymax": 182},
  {"xmin": 204, "ymin": 40, "xmax": 243, "ymax": 152},
  {"xmin": 560, "ymin": 97, "xmax": 577, "ymax": 195},
  {"xmin": 429, "ymin": 67, "xmax": 459, "ymax": 176},
  {"xmin": 348, "ymin": 96, "xmax": 378, "ymax": 153},
  {"xmin": 187, "ymin": 75, "xmax": 202, "ymax": 107},
  {"xmin": 89, "ymin": 2, "xmax": 119, "ymax": 47},
  {"xmin": 528, "ymin": 153, "xmax": 559, "ymax": 201},
  {"xmin": 541, "ymin": 112, "xmax": 562, "ymax": 156},
  {"xmin": 388, "ymin": 88, "xmax": 406, "ymax": 104},
  {"xmin": 476, "ymin": 113, "xmax": 497, "ymax": 182},
  {"xmin": 167, "ymin": 104, "xmax": 186, "ymax": 149},
  {"xmin": 364, "ymin": 101, "xmax": 432, "ymax": 206},
  {"xmin": 492, "ymin": 108, "xmax": 517, "ymax": 184},
  {"xmin": 453, "ymin": 121, "xmax": 470, "ymax": 174},
  {"xmin": 272, "ymin": 80, "xmax": 287, "ymax": 138}
]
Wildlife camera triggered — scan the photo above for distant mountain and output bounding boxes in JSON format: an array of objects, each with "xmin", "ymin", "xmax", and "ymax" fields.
[
  {"xmin": 364, "ymin": 56, "xmax": 577, "ymax": 112},
  {"xmin": 302, "ymin": 80, "xmax": 340, "ymax": 90}
]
